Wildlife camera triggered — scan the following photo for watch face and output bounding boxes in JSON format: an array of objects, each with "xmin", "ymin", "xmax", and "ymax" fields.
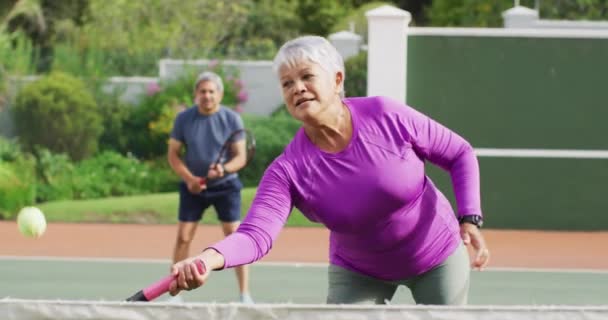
[{"xmin": 460, "ymin": 215, "xmax": 483, "ymax": 228}]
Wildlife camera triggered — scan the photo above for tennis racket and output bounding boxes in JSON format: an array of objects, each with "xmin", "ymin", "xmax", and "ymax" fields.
[
  {"xmin": 125, "ymin": 259, "xmax": 206, "ymax": 302},
  {"xmin": 199, "ymin": 128, "xmax": 256, "ymax": 186}
]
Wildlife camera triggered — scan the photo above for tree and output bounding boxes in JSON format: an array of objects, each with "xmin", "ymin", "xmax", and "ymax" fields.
[
  {"xmin": 540, "ymin": 0, "xmax": 608, "ymax": 21},
  {"xmin": 296, "ymin": 0, "xmax": 352, "ymax": 36},
  {"xmin": 425, "ymin": 0, "xmax": 608, "ymax": 27},
  {"xmin": 80, "ymin": 0, "xmax": 251, "ymax": 60},
  {"xmin": 220, "ymin": 0, "xmax": 301, "ymax": 59},
  {"xmin": 3, "ymin": 0, "xmax": 89, "ymax": 72}
]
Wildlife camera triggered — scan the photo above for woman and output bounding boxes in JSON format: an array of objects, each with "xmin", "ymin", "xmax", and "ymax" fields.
[{"xmin": 168, "ymin": 35, "xmax": 490, "ymax": 305}]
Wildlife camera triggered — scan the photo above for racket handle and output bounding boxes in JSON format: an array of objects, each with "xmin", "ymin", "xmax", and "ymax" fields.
[
  {"xmin": 199, "ymin": 177, "xmax": 207, "ymax": 186},
  {"xmin": 126, "ymin": 259, "xmax": 206, "ymax": 302}
]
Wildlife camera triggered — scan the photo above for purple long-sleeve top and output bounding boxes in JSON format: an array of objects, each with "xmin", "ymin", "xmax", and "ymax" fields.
[{"xmin": 211, "ymin": 96, "xmax": 482, "ymax": 280}]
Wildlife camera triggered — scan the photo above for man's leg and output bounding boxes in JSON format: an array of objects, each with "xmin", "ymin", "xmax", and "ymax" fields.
[
  {"xmin": 170, "ymin": 183, "xmax": 206, "ymax": 302},
  {"xmin": 173, "ymin": 221, "xmax": 199, "ymax": 263},
  {"xmin": 213, "ymin": 180, "xmax": 252, "ymax": 303}
]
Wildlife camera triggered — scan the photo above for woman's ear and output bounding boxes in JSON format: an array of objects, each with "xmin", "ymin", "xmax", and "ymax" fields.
[{"xmin": 335, "ymin": 71, "xmax": 344, "ymax": 93}]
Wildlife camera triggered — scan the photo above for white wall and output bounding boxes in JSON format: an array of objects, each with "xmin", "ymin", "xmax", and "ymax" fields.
[{"xmin": 365, "ymin": 5, "xmax": 411, "ymax": 103}]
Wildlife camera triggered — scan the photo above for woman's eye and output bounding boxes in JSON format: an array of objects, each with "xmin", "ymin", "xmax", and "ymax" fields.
[
  {"xmin": 282, "ymin": 81, "xmax": 292, "ymax": 88},
  {"xmin": 303, "ymin": 74, "xmax": 313, "ymax": 80}
]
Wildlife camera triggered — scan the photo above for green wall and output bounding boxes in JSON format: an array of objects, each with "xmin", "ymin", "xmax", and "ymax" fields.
[{"xmin": 407, "ymin": 35, "xmax": 608, "ymax": 230}]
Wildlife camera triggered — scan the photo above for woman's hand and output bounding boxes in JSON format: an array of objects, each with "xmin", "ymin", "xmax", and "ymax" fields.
[
  {"xmin": 460, "ymin": 223, "xmax": 490, "ymax": 270},
  {"xmin": 168, "ymin": 256, "xmax": 210, "ymax": 296}
]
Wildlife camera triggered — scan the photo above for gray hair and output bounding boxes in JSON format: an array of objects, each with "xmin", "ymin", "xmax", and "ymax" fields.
[
  {"xmin": 194, "ymin": 71, "xmax": 224, "ymax": 92},
  {"xmin": 273, "ymin": 36, "xmax": 345, "ymax": 97}
]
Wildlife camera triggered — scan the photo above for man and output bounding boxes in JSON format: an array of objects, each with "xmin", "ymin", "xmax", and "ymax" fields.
[{"xmin": 167, "ymin": 71, "xmax": 253, "ymax": 304}]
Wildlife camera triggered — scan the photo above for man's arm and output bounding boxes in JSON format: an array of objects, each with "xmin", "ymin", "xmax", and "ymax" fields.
[
  {"xmin": 168, "ymin": 138, "xmax": 202, "ymax": 190},
  {"xmin": 222, "ymin": 139, "xmax": 247, "ymax": 174}
]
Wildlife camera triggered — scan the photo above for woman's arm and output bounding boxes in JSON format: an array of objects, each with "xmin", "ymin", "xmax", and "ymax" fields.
[
  {"xmin": 397, "ymin": 102, "xmax": 481, "ymax": 216},
  {"xmin": 168, "ymin": 160, "xmax": 295, "ymax": 295},
  {"xmin": 210, "ymin": 161, "xmax": 295, "ymax": 268}
]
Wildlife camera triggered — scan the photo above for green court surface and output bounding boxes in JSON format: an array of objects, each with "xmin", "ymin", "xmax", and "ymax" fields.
[{"xmin": 1, "ymin": 257, "xmax": 607, "ymax": 305}]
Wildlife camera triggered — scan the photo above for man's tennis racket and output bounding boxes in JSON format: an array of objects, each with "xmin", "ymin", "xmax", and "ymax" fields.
[
  {"xmin": 199, "ymin": 128, "xmax": 256, "ymax": 186},
  {"xmin": 125, "ymin": 259, "xmax": 206, "ymax": 302}
]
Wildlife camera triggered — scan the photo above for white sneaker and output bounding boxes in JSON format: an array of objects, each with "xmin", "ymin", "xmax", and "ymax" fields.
[
  {"xmin": 240, "ymin": 293, "xmax": 254, "ymax": 304},
  {"xmin": 166, "ymin": 295, "xmax": 184, "ymax": 304}
]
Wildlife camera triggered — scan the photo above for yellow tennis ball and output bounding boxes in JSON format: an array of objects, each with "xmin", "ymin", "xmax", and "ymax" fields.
[{"xmin": 17, "ymin": 206, "xmax": 47, "ymax": 238}]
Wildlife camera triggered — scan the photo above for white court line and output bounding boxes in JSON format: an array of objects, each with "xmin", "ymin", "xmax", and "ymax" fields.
[
  {"xmin": 2, "ymin": 255, "xmax": 607, "ymax": 274},
  {"xmin": 475, "ymin": 148, "xmax": 608, "ymax": 159}
]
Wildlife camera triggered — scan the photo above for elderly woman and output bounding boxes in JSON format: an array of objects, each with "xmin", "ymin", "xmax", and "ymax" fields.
[{"xmin": 168, "ymin": 35, "xmax": 490, "ymax": 305}]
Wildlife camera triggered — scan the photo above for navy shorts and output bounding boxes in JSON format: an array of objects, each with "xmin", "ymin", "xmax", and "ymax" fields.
[{"xmin": 178, "ymin": 178, "xmax": 243, "ymax": 223}]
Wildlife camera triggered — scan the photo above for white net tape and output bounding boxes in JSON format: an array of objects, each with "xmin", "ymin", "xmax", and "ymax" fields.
[{"xmin": 2, "ymin": 299, "xmax": 608, "ymax": 320}]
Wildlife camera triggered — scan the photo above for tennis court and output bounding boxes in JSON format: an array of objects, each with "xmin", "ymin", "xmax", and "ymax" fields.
[
  {"xmin": 1, "ymin": 221, "xmax": 607, "ymax": 306},
  {"xmin": 1, "ymin": 256, "xmax": 608, "ymax": 305}
]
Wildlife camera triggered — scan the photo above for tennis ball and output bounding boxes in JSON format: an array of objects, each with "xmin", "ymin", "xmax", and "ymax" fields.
[{"xmin": 17, "ymin": 206, "xmax": 47, "ymax": 238}]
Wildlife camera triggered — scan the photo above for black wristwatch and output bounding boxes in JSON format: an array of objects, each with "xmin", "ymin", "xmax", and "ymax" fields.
[{"xmin": 458, "ymin": 215, "xmax": 483, "ymax": 228}]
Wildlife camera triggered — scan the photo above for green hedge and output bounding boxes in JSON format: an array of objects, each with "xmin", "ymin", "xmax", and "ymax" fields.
[
  {"xmin": 0, "ymin": 160, "xmax": 36, "ymax": 219},
  {"xmin": 240, "ymin": 112, "xmax": 301, "ymax": 187},
  {"xmin": 12, "ymin": 72, "xmax": 103, "ymax": 161}
]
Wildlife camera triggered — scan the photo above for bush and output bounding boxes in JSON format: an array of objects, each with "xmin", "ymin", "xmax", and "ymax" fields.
[
  {"xmin": 240, "ymin": 112, "xmax": 301, "ymax": 187},
  {"xmin": 33, "ymin": 149, "xmax": 178, "ymax": 202},
  {"xmin": 0, "ymin": 136, "xmax": 24, "ymax": 162},
  {"xmin": 96, "ymin": 89, "xmax": 133, "ymax": 154},
  {"xmin": 330, "ymin": 2, "xmax": 392, "ymax": 42},
  {"xmin": 71, "ymin": 151, "xmax": 175, "ymax": 199},
  {"xmin": 35, "ymin": 149, "xmax": 75, "ymax": 202},
  {"xmin": 344, "ymin": 51, "xmax": 367, "ymax": 98},
  {"xmin": 12, "ymin": 72, "xmax": 103, "ymax": 161},
  {"xmin": 0, "ymin": 159, "xmax": 36, "ymax": 219}
]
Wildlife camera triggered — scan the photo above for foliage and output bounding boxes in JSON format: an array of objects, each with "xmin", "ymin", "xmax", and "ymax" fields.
[
  {"xmin": 389, "ymin": 0, "xmax": 433, "ymax": 25},
  {"xmin": 344, "ymin": 51, "xmax": 367, "ymax": 97},
  {"xmin": 426, "ymin": 0, "xmax": 513, "ymax": 27},
  {"xmin": 32, "ymin": 149, "xmax": 178, "ymax": 202},
  {"xmin": 0, "ymin": 137, "xmax": 23, "ymax": 162},
  {"xmin": 239, "ymin": 112, "xmax": 301, "ymax": 187},
  {"xmin": 0, "ymin": 31, "xmax": 37, "ymax": 76},
  {"xmin": 12, "ymin": 72, "xmax": 103, "ymax": 160},
  {"xmin": 0, "ymin": 137, "xmax": 36, "ymax": 219},
  {"xmin": 50, "ymin": 39, "xmax": 109, "ymax": 79},
  {"xmin": 423, "ymin": 0, "xmax": 608, "ymax": 27},
  {"xmin": 540, "ymin": 0, "xmax": 608, "ymax": 20},
  {"xmin": 34, "ymin": 148, "xmax": 74, "ymax": 201},
  {"xmin": 95, "ymin": 88, "xmax": 133, "ymax": 154},
  {"xmin": 70, "ymin": 151, "xmax": 175, "ymax": 199},
  {"xmin": 330, "ymin": 2, "xmax": 393, "ymax": 41},
  {"xmin": 0, "ymin": 31, "xmax": 37, "ymax": 115},
  {"xmin": 0, "ymin": 160, "xmax": 36, "ymax": 219},
  {"xmin": 296, "ymin": 0, "xmax": 352, "ymax": 36},
  {"xmin": 426, "ymin": 0, "xmax": 608, "ymax": 27},
  {"xmin": 220, "ymin": 0, "xmax": 300, "ymax": 59},
  {"xmin": 3, "ymin": 0, "xmax": 90, "ymax": 72},
  {"xmin": 81, "ymin": 0, "xmax": 249, "ymax": 60}
]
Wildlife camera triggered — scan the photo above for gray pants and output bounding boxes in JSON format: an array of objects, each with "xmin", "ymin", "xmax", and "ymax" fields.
[{"xmin": 327, "ymin": 243, "xmax": 470, "ymax": 305}]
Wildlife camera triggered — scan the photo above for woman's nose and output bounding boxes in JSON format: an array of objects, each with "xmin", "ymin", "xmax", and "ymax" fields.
[{"xmin": 293, "ymin": 81, "xmax": 306, "ymax": 93}]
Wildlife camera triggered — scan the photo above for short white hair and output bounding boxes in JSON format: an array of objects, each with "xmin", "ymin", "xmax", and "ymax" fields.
[
  {"xmin": 194, "ymin": 71, "xmax": 224, "ymax": 92},
  {"xmin": 273, "ymin": 36, "xmax": 345, "ymax": 97}
]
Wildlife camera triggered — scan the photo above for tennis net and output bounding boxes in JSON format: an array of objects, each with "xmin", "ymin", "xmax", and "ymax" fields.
[{"xmin": 2, "ymin": 298, "xmax": 608, "ymax": 320}]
